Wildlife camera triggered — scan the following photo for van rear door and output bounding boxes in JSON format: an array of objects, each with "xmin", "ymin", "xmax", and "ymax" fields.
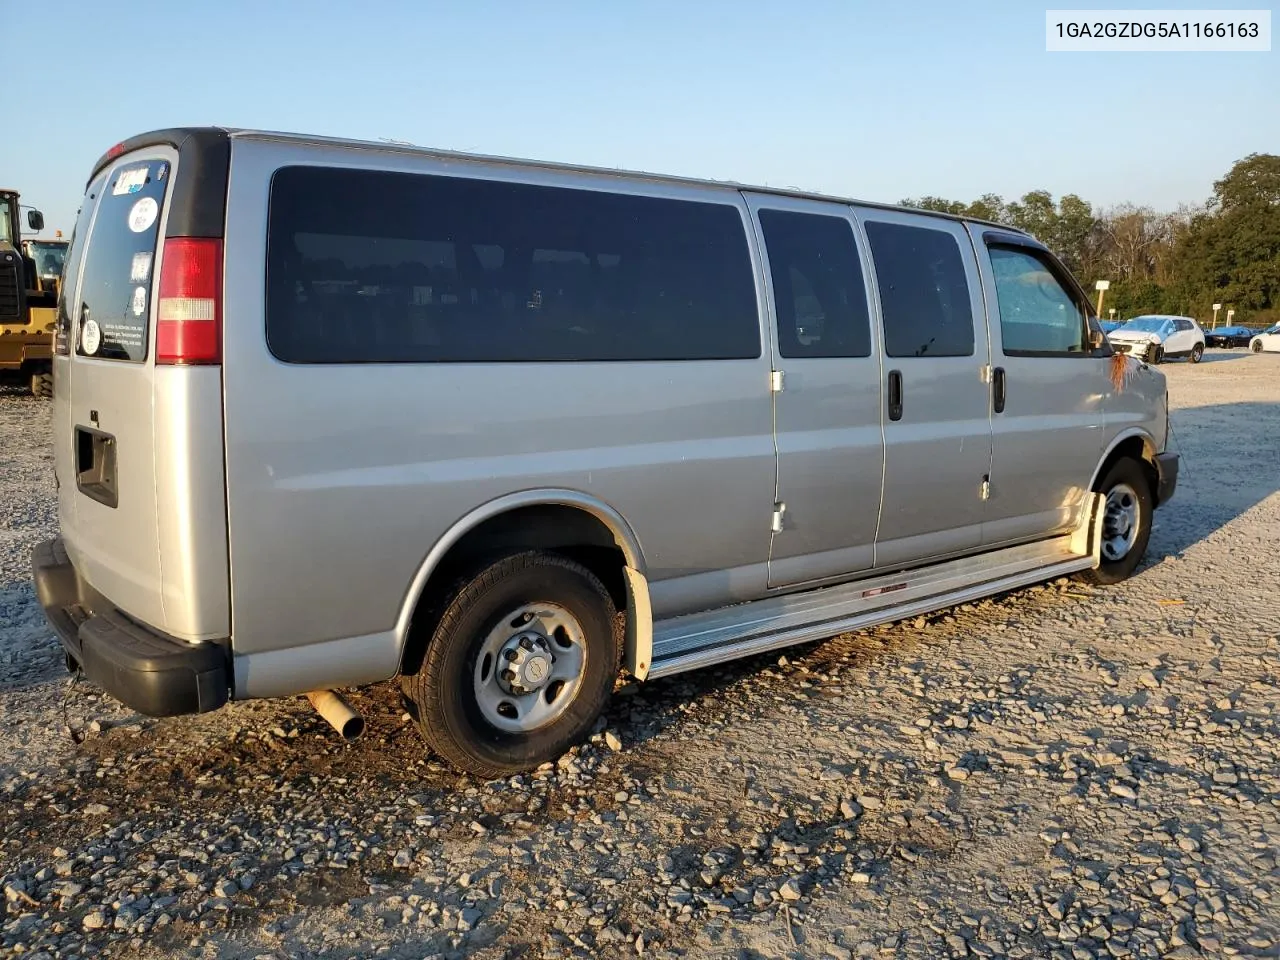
[{"xmin": 62, "ymin": 150, "xmax": 176, "ymax": 631}]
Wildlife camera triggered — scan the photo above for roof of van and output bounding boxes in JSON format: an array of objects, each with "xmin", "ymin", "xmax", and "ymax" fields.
[{"xmin": 91, "ymin": 126, "xmax": 1035, "ymax": 238}]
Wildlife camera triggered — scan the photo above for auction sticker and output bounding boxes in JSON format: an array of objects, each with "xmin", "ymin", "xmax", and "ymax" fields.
[
  {"xmin": 127, "ymin": 196, "xmax": 158, "ymax": 233},
  {"xmin": 81, "ymin": 318, "xmax": 102, "ymax": 355},
  {"xmin": 131, "ymin": 285, "xmax": 147, "ymax": 317},
  {"xmin": 130, "ymin": 252, "xmax": 152, "ymax": 283},
  {"xmin": 112, "ymin": 167, "xmax": 148, "ymax": 195}
]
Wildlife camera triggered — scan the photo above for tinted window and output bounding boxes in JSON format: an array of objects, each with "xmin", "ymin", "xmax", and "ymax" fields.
[
  {"xmin": 266, "ymin": 167, "xmax": 760, "ymax": 363},
  {"xmin": 989, "ymin": 246, "xmax": 1087, "ymax": 355},
  {"xmin": 758, "ymin": 209, "xmax": 871, "ymax": 358},
  {"xmin": 74, "ymin": 161, "xmax": 170, "ymax": 361},
  {"xmin": 864, "ymin": 221, "xmax": 974, "ymax": 358}
]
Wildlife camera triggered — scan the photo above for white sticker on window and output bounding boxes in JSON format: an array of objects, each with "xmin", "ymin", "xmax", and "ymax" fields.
[
  {"xmin": 112, "ymin": 167, "xmax": 148, "ymax": 196},
  {"xmin": 81, "ymin": 318, "xmax": 102, "ymax": 355},
  {"xmin": 131, "ymin": 285, "xmax": 147, "ymax": 317},
  {"xmin": 130, "ymin": 252, "xmax": 152, "ymax": 283},
  {"xmin": 127, "ymin": 196, "xmax": 158, "ymax": 233}
]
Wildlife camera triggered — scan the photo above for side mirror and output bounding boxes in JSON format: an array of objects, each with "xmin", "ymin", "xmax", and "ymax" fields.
[
  {"xmin": 27, "ymin": 209, "xmax": 44, "ymax": 232},
  {"xmin": 1088, "ymin": 327, "xmax": 1107, "ymax": 351}
]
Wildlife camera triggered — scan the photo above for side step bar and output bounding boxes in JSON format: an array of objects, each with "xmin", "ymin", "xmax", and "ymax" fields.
[{"xmin": 648, "ymin": 502, "xmax": 1102, "ymax": 680}]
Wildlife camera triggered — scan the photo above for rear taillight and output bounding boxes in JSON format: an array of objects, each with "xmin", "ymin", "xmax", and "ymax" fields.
[{"xmin": 156, "ymin": 237, "xmax": 222, "ymax": 365}]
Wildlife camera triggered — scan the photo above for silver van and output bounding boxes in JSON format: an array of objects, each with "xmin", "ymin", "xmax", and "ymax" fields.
[{"xmin": 33, "ymin": 127, "xmax": 1178, "ymax": 777}]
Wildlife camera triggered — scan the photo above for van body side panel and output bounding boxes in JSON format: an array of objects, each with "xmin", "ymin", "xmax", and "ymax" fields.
[
  {"xmin": 1101, "ymin": 372, "xmax": 1167, "ymax": 458},
  {"xmin": 854, "ymin": 208, "xmax": 993, "ymax": 569},
  {"xmin": 220, "ymin": 139, "xmax": 776, "ymax": 659},
  {"xmin": 742, "ymin": 194, "xmax": 884, "ymax": 590},
  {"xmin": 153, "ymin": 366, "xmax": 230, "ymax": 640},
  {"xmin": 967, "ymin": 231, "xmax": 1108, "ymax": 545}
]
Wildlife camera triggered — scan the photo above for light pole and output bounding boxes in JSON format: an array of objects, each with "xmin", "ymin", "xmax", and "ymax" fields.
[
  {"xmin": 1226, "ymin": 309, "xmax": 1234, "ymax": 327},
  {"xmin": 1108, "ymin": 308, "xmax": 1116, "ymax": 324},
  {"xmin": 1212, "ymin": 302, "xmax": 1222, "ymax": 329},
  {"xmin": 1095, "ymin": 280, "xmax": 1110, "ymax": 319}
]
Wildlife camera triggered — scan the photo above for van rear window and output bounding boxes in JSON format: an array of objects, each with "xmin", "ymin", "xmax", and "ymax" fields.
[
  {"xmin": 265, "ymin": 167, "xmax": 761, "ymax": 363},
  {"xmin": 74, "ymin": 161, "xmax": 170, "ymax": 362}
]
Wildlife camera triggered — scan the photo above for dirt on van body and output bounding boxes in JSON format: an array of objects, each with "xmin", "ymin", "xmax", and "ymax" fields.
[{"xmin": 2, "ymin": 352, "xmax": 1279, "ymax": 960}]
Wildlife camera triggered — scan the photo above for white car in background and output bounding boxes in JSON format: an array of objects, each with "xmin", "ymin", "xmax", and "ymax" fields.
[
  {"xmin": 1249, "ymin": 323, "xmax": 1280, "ymax": 353},
  {"xmin": 1107, "ymin": 314, "xmax": 1206, "ymax": 364}
]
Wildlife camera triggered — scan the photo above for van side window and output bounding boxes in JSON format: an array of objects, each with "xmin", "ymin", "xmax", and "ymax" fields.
[
  {"xmin": 988, "ymin": 246, "xmax": 1087, "ymax": 355},
  {"xmin": 757, "ymin": 209, "xmax": 871, "ymax": 359},
  {"xmin": 265, "ymin": 167, "xmax": 760, "ymax": 363},
  {"xmin": 864, "ymin": 221, "xmax": 974, "ymax": 358}
]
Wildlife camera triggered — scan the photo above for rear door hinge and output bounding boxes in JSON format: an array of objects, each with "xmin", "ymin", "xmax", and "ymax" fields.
[
  {"xmin": 770, "ymin": 370, "xmax": 785, "ymax": 393},
  {"xmin": 771, "ymin": 502, "xmax": 787, "ymax": 533},
  {"xmin": 980, "ymin": 475, "xmax": 991, "ymax": 501},
  {"xmin": 980, "ymin": 364, "xmax": 993, "ymax": 384}
]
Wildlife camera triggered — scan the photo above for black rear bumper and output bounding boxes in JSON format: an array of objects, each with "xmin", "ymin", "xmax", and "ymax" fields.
[
  {"xmin": 1154, "ymin": 452, "xmax": 1179, "ymax": 506},
  {"xmin": 31, "ymin": 537, "xmax": 229, "ymax": 717}
]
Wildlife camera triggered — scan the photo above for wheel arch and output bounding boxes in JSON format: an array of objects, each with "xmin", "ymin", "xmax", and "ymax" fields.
[
  {"xmin": 1089, "ymin": 429, "xmax": 1159, "ymax": 498},
  {"xmin": 394, "ymin": 490, "xmax": 653, "ymax": 679}
]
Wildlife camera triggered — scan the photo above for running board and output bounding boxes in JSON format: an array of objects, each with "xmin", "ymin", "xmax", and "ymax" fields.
[{"xmin": 648, "ymin": 530, "xmax": 1098, "ymax": 680}]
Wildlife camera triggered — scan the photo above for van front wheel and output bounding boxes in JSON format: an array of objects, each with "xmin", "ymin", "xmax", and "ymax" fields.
[
  {"xmin": 1077, "ymin": 457, "xmax": 1153, "ymax": 585},
  {"xmin": 402, "ymin": 552, "xmax": 621, "ymax": 778}
]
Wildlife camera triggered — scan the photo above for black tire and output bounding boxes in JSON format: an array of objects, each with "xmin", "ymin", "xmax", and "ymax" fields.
[
  {"xmin": 1253, "ymin": 340, "xmax": 1264, "ymax": 353},
  {"xmin": 1189, "ymin": 343, "xmax": 1204, "ymax": 363},
  {"xmin": 1146, "ymin": 344, "xmax": 1164, "ymax": 364},
  {"xmin": 30, "ymin": 372, "xmax": 53, "ymax": 399},
  {"xmin": 1076, "ymin": 457, "xmax": 1154, "ymax": 586},
  {"xmin": 401, "ymin": 551, "xmax": 621, "ymax": 778}
]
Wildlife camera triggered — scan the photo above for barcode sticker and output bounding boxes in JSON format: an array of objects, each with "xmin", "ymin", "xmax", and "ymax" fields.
[{"xmin": 112, "ymin": 167, "xmax": 148, "ymax": 196}]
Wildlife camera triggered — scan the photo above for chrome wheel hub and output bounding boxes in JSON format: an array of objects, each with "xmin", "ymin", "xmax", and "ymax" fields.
[
  {"xmin": 1101, "ymin": 482, "xmax": 1141, "ymax": 563},
  {"xmin": 473, "ymin": 603, "xmax": 587, "ymax": 733},
  {"xmin": 499, "ymin": 633, "xmax": 554, "ymax": 696}
]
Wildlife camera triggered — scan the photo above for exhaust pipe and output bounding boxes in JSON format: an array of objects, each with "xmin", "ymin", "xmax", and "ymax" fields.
[{"xmin": 306, "ymin": 690, "xmax": 365, "ymax": 740}]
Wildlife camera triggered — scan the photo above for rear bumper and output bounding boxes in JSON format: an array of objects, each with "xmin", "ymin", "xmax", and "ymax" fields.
[
  {"xmin": 31, "ymin": 537, "xmax": 229, "ymax": 717},
  {"xmin": 1154, "ymin": 452, "xmax": 1179, "ymax": 506}
]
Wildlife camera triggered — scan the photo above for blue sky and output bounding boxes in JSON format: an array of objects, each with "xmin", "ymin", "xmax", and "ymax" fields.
[{"xmin": 3, "ymin": 0, "xmax": 1274, "ymax": 236}]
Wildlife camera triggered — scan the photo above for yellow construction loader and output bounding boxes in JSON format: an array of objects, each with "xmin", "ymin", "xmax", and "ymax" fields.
[{"xmin": 0, "ymin": 188, "xmax": 56, "ymax": 397}]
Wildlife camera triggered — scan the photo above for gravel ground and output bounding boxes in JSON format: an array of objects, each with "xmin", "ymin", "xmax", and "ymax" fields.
[{"xmin": 2, "ymin": 353, "xmax": 1279, "ymax": 960}]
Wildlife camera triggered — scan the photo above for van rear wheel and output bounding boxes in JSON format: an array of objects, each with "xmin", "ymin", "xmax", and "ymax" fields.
[
  {"xmin": 1077, "ymin": 457, "xmax": 1153, "ymax": 585},
  {"xmin": 30, "ymin": 372, "xmax": 53, "ymax": 399},
  {"xmin": 402, "ymin": 551, "xmax": 622, "ymax": 778}
]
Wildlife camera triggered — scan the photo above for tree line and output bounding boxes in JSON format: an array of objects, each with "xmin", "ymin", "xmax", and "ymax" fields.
[{"xmin": 901, "ymin": 153, "xmax": 1280, "ymax": 327}]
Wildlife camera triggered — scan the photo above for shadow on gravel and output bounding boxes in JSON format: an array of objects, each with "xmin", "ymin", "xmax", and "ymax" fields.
[
  {"xmin": 1152, "ymin": 400, "xmax": 1280, "ymax": 557},
  {"xmin": 1189, "ymin": 351, "xmax": 1254, "ymax": 363},
  {"xmin": 0, "ymin": 585, "xmax": 71, "ymax": 696}
]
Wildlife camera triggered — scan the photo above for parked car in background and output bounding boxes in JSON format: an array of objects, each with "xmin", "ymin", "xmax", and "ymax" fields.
[
  {"xmin": 1107, "ymin": 315, "xmax": 1205, "ymax": 364},
  {"xmin": 1250, "ymin": 323, "xmax": 1280, "ymax": 353},
  {"xmin": 1204, "ymin": 325, "xmax": 1256, "ymax": 348}
]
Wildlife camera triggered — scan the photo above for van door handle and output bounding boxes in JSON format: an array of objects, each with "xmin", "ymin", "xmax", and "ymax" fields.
[
  {"xmin": 992, "ymin": 366, "xmax": 1007, "ymax": 414},
  {"xmin": 887, "ymin": 369, "xmax": 903, "ymax": 422}
]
